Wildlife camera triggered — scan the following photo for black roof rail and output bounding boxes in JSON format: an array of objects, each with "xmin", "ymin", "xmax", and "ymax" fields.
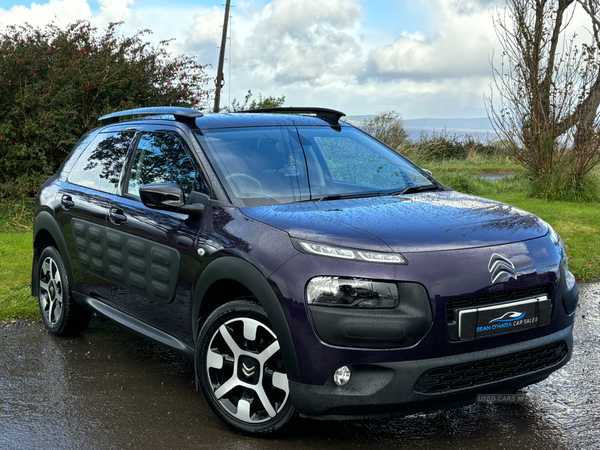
[
  {"xmin": 236, "ymin": 107, "xmax": 346, "ymax": 127},
  {"xmin": 98, "ymin": 107, "xmax": 203, "ymax": 126}
]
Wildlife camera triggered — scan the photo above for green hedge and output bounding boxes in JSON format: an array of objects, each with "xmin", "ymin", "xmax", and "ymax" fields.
[{"xmin": 0, "ymin": 21, "xmax": 210, "ymax": 199}]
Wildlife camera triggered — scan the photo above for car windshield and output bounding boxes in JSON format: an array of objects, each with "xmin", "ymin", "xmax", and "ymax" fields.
[{"xmin": 196, "ymin": 125, "xmax": 435, "ymax": 206}]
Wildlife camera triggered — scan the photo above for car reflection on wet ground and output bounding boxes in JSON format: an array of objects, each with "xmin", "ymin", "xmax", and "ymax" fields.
[{"xmin": 1, "ymin": 283, "xmax": 598, "ymax": 450}]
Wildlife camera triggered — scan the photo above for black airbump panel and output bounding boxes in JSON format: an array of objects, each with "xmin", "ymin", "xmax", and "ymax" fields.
[
  {"xmin": 73, "ymin": 220, "xmax": 107, "ymax": 277},
  {"xmin": 72, "ymin": 218, "xmax": 180, "ymax": 303}
]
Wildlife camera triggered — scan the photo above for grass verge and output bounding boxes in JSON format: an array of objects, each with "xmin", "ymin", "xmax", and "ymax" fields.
[
  {"xmin": 436, "ymin": 172, "xmax": 600, "ymax": 281},
  {"xmin": 421, "ymin": 158, "xmax": 523, "ymax": 175},
  {"xmin": 0, "ymin": 198, "xmax": 35, "ymax": 233},
  {"xmin": 487, "ymin": 195, "xmax": 600, "ymax": 281},
  {"xmin": 0, "ymin": 233, "xmax": 38, "ymax": 320}
]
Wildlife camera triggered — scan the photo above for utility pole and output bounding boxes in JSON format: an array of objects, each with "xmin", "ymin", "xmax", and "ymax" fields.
[{"xmin": 213, "ymin": 0, "xmax": 231, "ymax": 113}]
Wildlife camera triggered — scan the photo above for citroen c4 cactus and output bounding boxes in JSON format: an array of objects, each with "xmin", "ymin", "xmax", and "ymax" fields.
[{"xmin": 32, "ymin": 107, "xmax": 578, "ymax": 435}]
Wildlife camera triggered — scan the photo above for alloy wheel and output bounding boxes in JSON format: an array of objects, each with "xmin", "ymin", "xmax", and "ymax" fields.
[
  {"xmin": 39, "ymin": 256, "xmax": 63, "ymax": 325},
  {"xmin": 205, "ymin": 316, "xmax": 290, "ymax": 424}
]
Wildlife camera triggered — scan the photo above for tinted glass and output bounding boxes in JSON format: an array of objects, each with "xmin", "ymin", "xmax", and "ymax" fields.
[
  {"xmin": 68, "ymin": 131, "xmax": 135, "ymax": 193},
  {"xmin": 199, "ymin": 126, "xmax": 433, "ymax": 206},
  {"xmin": 199, "ymin": 126, "xmax": 309, "ymax": 205},
  {"xmin": 60, "ymin": 129, "xmax": 100, "ymax": 175},
  {"xmin": 126, "ymin": 132, "xmax": 210, "ymax": 200}
]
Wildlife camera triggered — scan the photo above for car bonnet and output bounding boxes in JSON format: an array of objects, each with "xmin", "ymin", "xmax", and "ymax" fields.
[{"xmin": 240, "ymin": 190, "xmax": 548, "ymax": 253}]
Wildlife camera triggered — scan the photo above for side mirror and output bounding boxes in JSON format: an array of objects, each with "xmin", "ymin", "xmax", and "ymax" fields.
[
  {"xmin": 423, "ymin": 169, "xmax": 433, "ymax": 177},
  {"xmin": 139, "ymin": 183, "xmax": 206, "ymax": 214}
]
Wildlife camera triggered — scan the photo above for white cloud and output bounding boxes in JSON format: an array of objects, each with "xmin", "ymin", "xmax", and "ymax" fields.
[
  {"xmin": 186, "ymin": 6, "xmax": 225, "ymax": 47},
  {"xmin": 227, "ymin": 0, "xmax": 364, "ymax": 83},
  {"xmin": 364, "ymin": 0, "xmax": 500, "ymax": 81},
  {"xmin": 199, "ymin": 0, "xmax": 502, "ymax": 116},
  {"xmin": 10, "ymin": 0, "xmax": 594, "ymax": 118},
  {"xmin": 0, "ymin": 0, "xmax": 92, "ymax": 29},
  {"xmin": 96, "ymin": 0, "xmax": 133, "ymax": 25}
]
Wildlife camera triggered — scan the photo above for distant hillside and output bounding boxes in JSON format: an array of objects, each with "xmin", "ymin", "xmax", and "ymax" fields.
[{"xmin": 346, "ymin": 116, "xmax": 495, "ymax": 131}]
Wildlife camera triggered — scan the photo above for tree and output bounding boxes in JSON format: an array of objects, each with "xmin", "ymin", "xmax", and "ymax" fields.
[
  {"xmin": 359, "ymin": 110, "xmax": 409, "ymax": 151},
  {"xmin": 228, "ymin": 90, "xmax": 285, "ymax": 111},
  {"xmin": 0, "ymin": 21, "xmax": 210, "ymax": 199},
  {"xmin": 487, "ymin": 0, "xmax": 600, "ymax": 195}
]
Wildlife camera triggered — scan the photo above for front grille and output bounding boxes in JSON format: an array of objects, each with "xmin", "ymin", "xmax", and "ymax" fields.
[
  {"xmin": 413, "ymin": 341, "xmax": 568, "ymax": 394},
  {"xmin": 446, "ymin": 285, "xmax": 552, "ymax": 323}
]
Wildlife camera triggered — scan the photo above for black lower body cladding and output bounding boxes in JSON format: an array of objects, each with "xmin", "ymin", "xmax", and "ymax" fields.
[{"xmin": 288, "ymin": 327, "xmax": 572, "ymax": 419}]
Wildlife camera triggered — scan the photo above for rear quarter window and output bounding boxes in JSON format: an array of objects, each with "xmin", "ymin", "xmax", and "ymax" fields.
[
  {"xmin": 68, "ymin": 131, "xmax": 135, "ymax": 193},
  {"xmin": 58, "ymin": 129, "xmax": 101, "ymax": 175}
]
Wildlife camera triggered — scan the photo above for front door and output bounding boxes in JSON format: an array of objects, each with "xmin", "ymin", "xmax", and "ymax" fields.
[{"xmin": 106, "ymin": 128, "xmax": 212, "ymax": 344}]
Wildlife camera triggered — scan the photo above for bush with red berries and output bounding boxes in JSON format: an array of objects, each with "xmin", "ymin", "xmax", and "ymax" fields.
[{"xmin": 0, "ymin": 21, "xmax": 210, "ymax": 199}]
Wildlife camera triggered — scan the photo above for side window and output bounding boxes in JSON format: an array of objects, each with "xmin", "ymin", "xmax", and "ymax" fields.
[
  {"xmin": 60, "ymin": 129, "xmax": 100, "ymax": 175},
  {"xmin": 68, "ymin": 131, "xmax": 135, "ymax": 193},
  {"xmin": 126, "ymin": 132, "xmax": 210, "ymax": 200}
]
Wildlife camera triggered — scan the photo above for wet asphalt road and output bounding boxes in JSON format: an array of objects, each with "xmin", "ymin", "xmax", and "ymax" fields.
[{"xmin": 1, "ymin": 283, "xmax": 598, "ymax": 450}]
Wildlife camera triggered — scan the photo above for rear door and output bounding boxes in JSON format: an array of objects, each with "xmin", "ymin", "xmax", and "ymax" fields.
[
  {"xmin": 106, "ymin": 125, "xmax": 213, "ymax": 344},
  {"xmin": 56, "ymin": 128, "xmax": 136, "ymax": 305}
]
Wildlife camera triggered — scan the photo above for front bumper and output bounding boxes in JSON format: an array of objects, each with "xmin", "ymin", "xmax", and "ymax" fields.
[{"xmin": 289, "ymin": 326, "xmax": 572, "ymax": 419}]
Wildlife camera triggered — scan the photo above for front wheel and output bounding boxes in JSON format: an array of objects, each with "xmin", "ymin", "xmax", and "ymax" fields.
[
  {"xmin": 38, "ymin": 246, "xmax": 92, "ymax": 336},
  {"xmin": 196, "ymin": 300, "xmax": 295, "ymax": 435}
]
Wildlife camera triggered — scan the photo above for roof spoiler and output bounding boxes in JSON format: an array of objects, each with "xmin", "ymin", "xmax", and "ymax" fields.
[{"xmin": 236, "ymin": 107, "xmax": 346, "ymax": 127}]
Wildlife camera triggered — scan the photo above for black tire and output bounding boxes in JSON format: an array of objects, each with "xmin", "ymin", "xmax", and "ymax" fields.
[
  {"xmin": 196, "ymin": 300, "xmax": 296, "ymax": 435},
  {"xmin": 37, "ymin": 246, "xmax": 92, "ymax": 336}
]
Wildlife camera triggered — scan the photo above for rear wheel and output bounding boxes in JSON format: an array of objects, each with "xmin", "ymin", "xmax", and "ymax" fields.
[
  {"xmin": 38, "ymin": 246, "xmax": 92, "ymax": 336},
  {"xmin": 196, "ymin": 300, "xmax": 295, "ymax": 435}
]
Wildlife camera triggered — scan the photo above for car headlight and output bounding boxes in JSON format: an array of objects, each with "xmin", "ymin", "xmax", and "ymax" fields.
[
  {"xmin": 292, "ymin": 239, "xmax": 407, "ymax": 265},
  {"xmin": 306, "ymin": 276, "xmax": 400, "ymax": 308},
  {"xmin": 542, "ymin": 220, "xmax": 576, "ymax": 290},
  {"xmin": 541, "ymin": 220, "xmax": 566, "ymax": 258}
]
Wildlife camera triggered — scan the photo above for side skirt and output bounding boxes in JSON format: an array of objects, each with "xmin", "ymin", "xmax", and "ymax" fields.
[{"xmin": 76, "ymin": 294, "xmax": 195, "ymax": 360}]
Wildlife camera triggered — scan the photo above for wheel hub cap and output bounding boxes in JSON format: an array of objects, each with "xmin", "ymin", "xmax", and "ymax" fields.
[{"xmin": 238, "ymin": 355, "xmax": 260, "ymax": 385}]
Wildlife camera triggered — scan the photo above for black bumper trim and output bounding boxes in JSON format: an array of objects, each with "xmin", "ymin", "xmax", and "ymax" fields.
[
  {"xmin": 414, "ymin": 340, "xmax": 568, "ymax": 393},
  {"xmin": 289, "ymin": 326, "xmax": 573, "ymax": 419}
]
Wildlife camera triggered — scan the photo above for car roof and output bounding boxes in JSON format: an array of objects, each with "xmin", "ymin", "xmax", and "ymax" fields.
[{"xmin": 98, "ymin": 107, "xmax": 350, "ymax": 131}]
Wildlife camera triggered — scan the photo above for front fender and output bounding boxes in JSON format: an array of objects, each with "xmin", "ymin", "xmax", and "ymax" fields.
[{"xmin": 192, "ymin": 256, "xmax": 300, "ymax": 382}]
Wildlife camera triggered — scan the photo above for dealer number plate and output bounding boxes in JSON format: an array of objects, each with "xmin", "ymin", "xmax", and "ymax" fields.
[{"xmin": 458, "ymin": 296, "xmax": 552, "ymax": 340}]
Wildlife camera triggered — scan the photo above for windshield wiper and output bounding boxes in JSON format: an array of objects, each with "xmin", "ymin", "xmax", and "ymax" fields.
[
  {"xmin": 298, "ymin": 186, "xmax": 439, "ymax": 203},
  {"xmin": 317, "ymin": 192, "xmax": 386, "ymax": 202},
  {"xmin": 387, "ymin": 184, "xmax": 441, "ymax": 196},
  {"xmin": 296, "ymin": 191, "xmax": 385, "ymax": 202}
]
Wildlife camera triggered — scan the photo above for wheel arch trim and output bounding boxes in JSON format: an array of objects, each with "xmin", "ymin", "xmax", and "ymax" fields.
[
  {"xmin": 192, "ymin": 256, "xmax": 300, "ymax": 382},
  {"xmin": 32, "ymin": 211, "xmax": 75, "ymax": 297}
]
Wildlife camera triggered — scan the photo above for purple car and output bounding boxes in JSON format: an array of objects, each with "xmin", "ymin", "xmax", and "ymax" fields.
[{"xmin": 32, "ymin": 107, "xmax": 578, "ymax": 435}]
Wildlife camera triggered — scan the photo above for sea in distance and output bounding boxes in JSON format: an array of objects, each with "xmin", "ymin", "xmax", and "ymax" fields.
[{"xmin": 346, "ymin": 116, "xmax": 499, "ymax": 142}]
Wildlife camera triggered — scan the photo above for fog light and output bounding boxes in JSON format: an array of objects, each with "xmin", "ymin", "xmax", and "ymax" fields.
[{"xmin": 333, "ymin": 366, "xmax": 351, "ymax": 386}]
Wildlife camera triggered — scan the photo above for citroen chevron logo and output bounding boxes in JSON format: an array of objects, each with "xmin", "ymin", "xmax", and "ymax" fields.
[
  {"xmin": 488, "ymin": 253, "xmax": 517, "ymax": 284},
  {"xmin": 242, "ymin": 362, "xmax": 256, "ymax": 378}
]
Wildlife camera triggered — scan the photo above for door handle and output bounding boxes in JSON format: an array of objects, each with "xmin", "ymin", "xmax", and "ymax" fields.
[
  {"xmin": 61, "ymin": 195, "xmax": 74, "ymax": 209},
  {"xmin": 109, "ymin": 208, "xmax": 127, "ymax": 224}
]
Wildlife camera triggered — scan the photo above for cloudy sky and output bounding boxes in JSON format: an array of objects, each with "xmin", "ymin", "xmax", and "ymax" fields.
[{"xmin": 0, "ymin": 0, "xmax": 590, "ymax": 118}]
